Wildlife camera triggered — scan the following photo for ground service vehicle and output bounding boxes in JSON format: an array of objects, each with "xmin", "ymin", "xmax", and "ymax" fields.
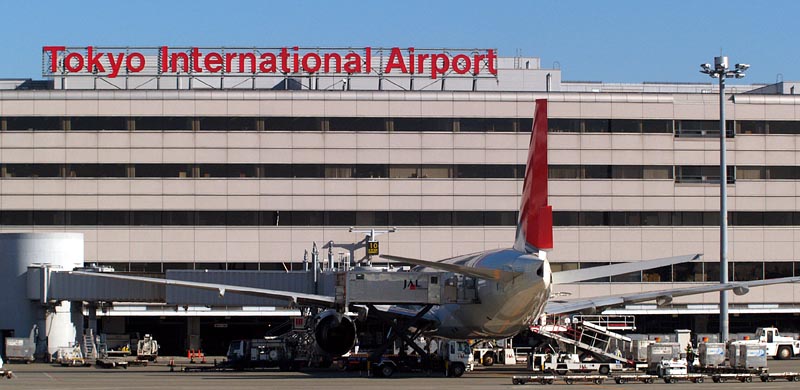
[
  {"xmin": 472, "ymin": 338, "xmax": 516, "ymax": 366},
  {"xmin": 739, "ymin": 327, "xmax": 800, "ymax": 360},
  {"xmin": 136, "ymin": 334, "xmax": 159, "ymax": 361},
  {"xmin": 342, "ymin": 340, "xmax": 473, "ymax": 378},
  {"xmin": 530, "ymin": 353, "xmax": 622, "ymax": 375}
]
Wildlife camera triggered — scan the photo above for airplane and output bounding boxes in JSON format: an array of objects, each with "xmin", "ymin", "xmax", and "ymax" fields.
[{"xmin": 72, "ymin": 99, "xmax": 800, "ymax": 359}]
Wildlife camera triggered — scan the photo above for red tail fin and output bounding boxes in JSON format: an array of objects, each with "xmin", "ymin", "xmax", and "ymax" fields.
[{"xmin": 514, "ymin": 99, "xmax": 553, "ymax": 252}]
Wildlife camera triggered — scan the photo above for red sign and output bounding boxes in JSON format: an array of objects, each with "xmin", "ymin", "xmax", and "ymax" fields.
[{"xmin": 43, "ymin": 46, "xmax": 497, "ymax": 80}]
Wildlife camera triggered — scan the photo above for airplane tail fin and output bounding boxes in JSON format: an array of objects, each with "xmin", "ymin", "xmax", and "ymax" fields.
[{"xmin": 513, "ymin": 99, "xmax": 553, "ymax": 253}]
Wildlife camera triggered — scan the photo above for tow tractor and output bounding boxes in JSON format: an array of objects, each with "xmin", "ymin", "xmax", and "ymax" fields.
[{"xmin": 739, "ymin": 327, "xmax": 800, "ymax": 360}]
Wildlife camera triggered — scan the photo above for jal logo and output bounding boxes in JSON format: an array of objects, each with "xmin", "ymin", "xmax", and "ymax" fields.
[{"xmin": 404, "ymin": 279, "xmax": 420, "ymax": 290}]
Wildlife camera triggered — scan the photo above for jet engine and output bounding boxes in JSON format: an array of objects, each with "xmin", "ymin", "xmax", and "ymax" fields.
[{"xmin": 313, "ymin": 309, "xmax": 357, "ymax": 356}]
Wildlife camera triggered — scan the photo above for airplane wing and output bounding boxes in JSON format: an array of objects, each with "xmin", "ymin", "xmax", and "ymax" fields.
[
  {"xmin": 545, "ymin": 276, "xmax": 800, "ymax": 315},
  {"xmin": 551, "ymin": 254, "xmax": 702, "ymax": 284},
  {"xmin": 379, "ymin": 254, "xmax": 522, "ymax": 282},
  {"xmin": 70, "ymin": 271, "xmax": 335, "ymax": 307}
]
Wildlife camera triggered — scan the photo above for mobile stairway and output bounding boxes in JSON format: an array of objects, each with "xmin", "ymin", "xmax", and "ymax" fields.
[{"xmin": 530, "ymin": 315, "xmax": 636, "ymax": 364}]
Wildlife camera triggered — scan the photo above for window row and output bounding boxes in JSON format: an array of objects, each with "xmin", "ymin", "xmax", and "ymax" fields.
[
  {"xmin": 551, "ymin": 261, "xmax": 800, "ymax": 283},
  {"xmin": 97, "ymin": 262, "xmax": 304, "ymax": 273},
  {"xmin": 5, "ymin": 210, "xmax": 800, "ymax": 227},
  {"xmin": 0, "ymin": 163, "xmax": 785, "ymax": 181},
  {"xmin": 0, "ymin": 210, "xmax": 519, "ymax": 226},
  {"xmin": 2, "ymin": 116, "xmax": 800, "ymax": 135},
  {"xmin": 553, "ymin": 211, "xmax": 800, "ymax": 226},
  {"xmin": 0, "ymin": 163, "xmax": 525, "ymax": 179}
]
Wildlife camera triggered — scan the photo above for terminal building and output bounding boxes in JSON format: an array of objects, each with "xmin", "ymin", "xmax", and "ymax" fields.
[{"xmin": 1, "ymin": 47, "xmax": 799, "ymax": 354}]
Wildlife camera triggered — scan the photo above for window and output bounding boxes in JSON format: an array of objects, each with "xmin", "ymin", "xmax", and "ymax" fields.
[
  {"xmin": 263, "ymin": 164, "xmax": 292, "ymax": 178},
  {"xmin": 264, "ymin": 117, "xmax": 323, "ymax": 131},
  {"xmin": 389, "ymin": 211, "xmax": 420, "ymax": 226},
  {"xmin": 291, "ymin": 211, "xmax": 324, "ymax": 225},
  {"xmin": 6, "ymin": 117, "xmax": 62, "ymax": 130},
  {"xmin": 293, "ymin": 164, "xmax": 325, "ymax": 178},
  {"xmin": 642, "ymin": 120, "xmax": 672, "ymax": 133},
  {"xmin": 731, "ymin": 212, "xmax": 763, "ymax": 226},
  {"xmin": 99, "ymin": 263, "xmax": 130, "ymax": 272},
  {"xmin": 484, "ymin": 165, "xmax": 517, "ymax": 179},
  {"xmin": 132, "ymin": 211, "xmax": 161, "ymax": 226},
  {"xmin": 553, "ymin": 211, "xmax": 579, "ymax": 226},
  {"xmin": 70, "ymin": 117, "xmax": 127, "ymax": 131},
  {"xmin": 420, "ymin": 165, "xmax": 452, "ymax": 178},
  {"xmin": 389, "ymin": 165, "xmax": 419, "ymax": 178},
  {"xmin": 643, "ymin": 265, "xmax": 672, "ymax": 282},
  {"xmin": 610, "ymin": 119, "xmax": 641, "ymax": 133},
  {"xmin": 455, "ymin": 165, "xmax": 485, "ymax": 179},
  {"xmin": 97, "ymin": 211, "xmax": 130, "ymax": 225},
  {"xmin": 355, "ymin": 211, "xmax": 389, "ymax": 226},
  {"xmin": 737, "ymin": 120, "xmax": 767, "ymax": 135},
  {"xmin": 675, "ymin": 166, "xmax": 734, "ymax": 184},
  {"xmin": 163, "ymin": 211, "xmax": 196, "ymax": 225},
  {"xmin": 548, "ymin": 119, "xmax": 581, "ymax": 133},
  {"xmin": 200, "ymin": 117, "xmax": 257, "ymax": 131},
  {"xmin": 584, "ymin": 119, "xmax": 610, "ymax": 133},
  {"xmin": 733, "ymin": 262, "xmax": 763, "ymax": 281},
  {"xmin": 259, "ymin": 211, "xmax": 280, "ymax": 226},
  {"xmin": 34, "ymin": 211, "xmax": 66, "ymax": 225},
  {"xmin": 325, "ymin": 165, "xmax": 354, "ymax": 178},
  {"xmin": 460, "ymin": 118, "xmax": 515, "ymax": 132},
  {"xmin": 227, "ymin": 263, "xmax": 259, "ymax": 270},
  {"xmin": 485, "ymin": 211, "xmax": 517, "ymax": 226},
  {"xmin": 226, "ymin": 164, "xmax": 259, "ymax": 178},
  {"xmin": 163, "ymin": 263, "xmax": 193, "ymax": 271},
  {"xmin": 129, "ymin": 262, "xmax": 162, "ymax": 273},
  {"xmin": 195, "ymin": 263, "xmax": 226, "ymax": 271},
  {"xmin": 67, "ymin": 164, "xmax": 128, "ymax": 178},
  {"xmin": 583, "ymin": 165, "xmax": 612, "ymax": 179},
  {"xmin": 675, "ymin": 120, "xmax": 734, "ymax": 138},
  {"xmin": 767, "ymin": 166, "xmax": 798, "ymax": 180},
  {"xmin": 196, "ymin": 211, "xmax": 227, "ymax": 225},
  {"xmin": 643, "ymin": 166, "xmax": 673, "ymax": 179},
  {"xmin": 765, "ymin": 262, "xmax": 793, "ymax": 279},
  {"xmin": 226, "ymin": 211, "xmax": 258, "ymax": 226},
  {"xmin": 160, "ymin": 164, "xmax": 193, "ymax": 178},
  {"xmin": 611, "ymin": 165, "xmax": 643, "ymax": 179},
  {"xmin": 580, "ymin": 212, "xmax": 608, "ymax": 226},
  {"xmin": 1, "ymin": 211, "xmax": 33, "ymax": 225},
  {"xmin": 68, "ymin": 211, "xmax": 97, "ymax": 225},
  {"xmin": 767, "ymin": 121, "xmax": 800, "ymax": 134},
  {"xmin": 549, "ymin": 165, "xmax": 580, "ymax": 179},
  {"xmin": 195, "ymin": 164, "xmax": 226, "ymax": 178},
  {"xmin": 421, "ymin": 211, "xmax": 452, "ymax": 226},
  {"xmin": 673, "ymin": 263, "xmax": 703, "ymax": 282},
  {"xmin": 393, "ymin": 118, "xmax": 453, "ymax": 132},
  {"xmin": 550, "ymin": 262, "xmax": 578, "ymax": 272},
  {"xmin": 134, "ymin": 117, "xmax": 192, "ymax": 131},
  {"xmin": 329, "ymin": 117, "xmax": 385, "ymax": 131},
  {"xmin": 354, "ymin": 164, "xmax": 388, "ymax": 178},
  {"xmin": 764, "ymin": 212, "xmax": 792, "ymax": 226},
  {"xmin": 325, "ymin": 211, "xmax": 356, "ymax": 226},
  {"xmin": 641, "ymin": 212, "xmax": 672, "ymax": 226},
  {"xmin": 736, "ymin": 166, "xmax": 765, "ymax": 180},
  {"xmin": 453, "ymin": 211, "xmax": 484, "ymax": 226}
]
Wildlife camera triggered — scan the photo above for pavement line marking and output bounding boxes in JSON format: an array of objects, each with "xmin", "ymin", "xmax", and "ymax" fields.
[{"xmin": 43, "ymin": 372, "xmax": 56, "ymax": 381}]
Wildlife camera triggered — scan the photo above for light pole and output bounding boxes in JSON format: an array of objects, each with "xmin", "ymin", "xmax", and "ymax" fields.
[{"xmin": 699, "ymin": 57, "xmax": 748, "ymax": 343}]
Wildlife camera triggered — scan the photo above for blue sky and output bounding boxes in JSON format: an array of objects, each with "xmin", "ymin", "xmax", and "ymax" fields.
[{"xmin": 1, "ymin": 0, "xmax": 797, "ymax": 84}]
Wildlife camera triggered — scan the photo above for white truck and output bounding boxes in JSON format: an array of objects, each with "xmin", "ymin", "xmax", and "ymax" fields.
[
  {"xmin": 739, "ymin": 327, "xmax": 800, "ymax": 360},
  {"xmin": 136, "ymin": 334, "xmax": 159, "ymax": 361},
  {"xmin": 530, "ymin": 352, "xmax": 623, "ymax": 375}
]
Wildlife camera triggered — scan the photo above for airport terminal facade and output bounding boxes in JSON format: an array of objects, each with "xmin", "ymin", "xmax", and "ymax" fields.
[{"xmin": 1, "ymin": 47, "xmax": 800, "ymax": 352}]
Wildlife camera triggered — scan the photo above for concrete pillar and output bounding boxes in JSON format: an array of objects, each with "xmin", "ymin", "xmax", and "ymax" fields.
[{"xmin": 187, "ymin": 317, "xmax": 201, "ymax": 351}]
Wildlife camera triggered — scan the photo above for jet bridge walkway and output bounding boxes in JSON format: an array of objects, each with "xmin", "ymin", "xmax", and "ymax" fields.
[{"xmin": 530, "ymin": 315, "xmax": 635, "ymax": 364}]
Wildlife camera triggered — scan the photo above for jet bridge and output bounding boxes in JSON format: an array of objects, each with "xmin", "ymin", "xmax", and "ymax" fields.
[{"xmin": 342, "ymin": 271, "xmax": 473, "ymax": 306}]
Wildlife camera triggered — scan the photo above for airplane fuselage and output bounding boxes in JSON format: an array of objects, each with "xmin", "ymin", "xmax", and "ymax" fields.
[{"xmin": 413, "ymin": 248, "xmax": 551, "ymax": 339}]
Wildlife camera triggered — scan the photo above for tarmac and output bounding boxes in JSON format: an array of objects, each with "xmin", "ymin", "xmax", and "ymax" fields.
[{"xmin": 1, "ymin": 357, "xmax": 799, "ymax": 389}]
